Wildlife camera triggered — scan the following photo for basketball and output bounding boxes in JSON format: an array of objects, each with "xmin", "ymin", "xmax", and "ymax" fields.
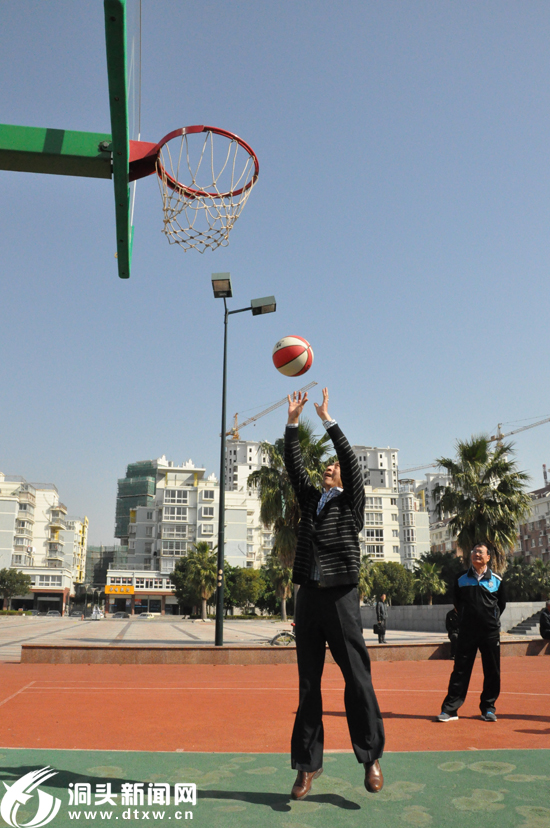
[{"xmin": 272, "ymin": 335, "xmax": 314, "ymax": 377}]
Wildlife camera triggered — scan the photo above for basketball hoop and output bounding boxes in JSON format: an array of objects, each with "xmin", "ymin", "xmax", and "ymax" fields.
[{"xmin": 155, "ymin": 125, "xmax": 259, "ymax": 253}]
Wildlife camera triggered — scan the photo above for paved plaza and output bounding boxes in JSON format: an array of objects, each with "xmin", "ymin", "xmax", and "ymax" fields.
[{"xmin": 0, "ymin": 616, "xmax": 451, "ymax": 663}]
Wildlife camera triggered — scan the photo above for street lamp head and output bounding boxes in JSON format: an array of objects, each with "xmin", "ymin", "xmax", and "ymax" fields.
[
  {"xmin": 250, "ymin": 296, "xmax": 277, "ymax": 315},
  {"xmin": 212, "ymin": 273, "xmax": 233, "ymax": 298}
]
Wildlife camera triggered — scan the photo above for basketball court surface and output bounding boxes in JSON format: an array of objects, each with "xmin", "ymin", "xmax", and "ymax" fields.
[{"xmin": 0, "ymin": 656, "xmax": 548, "ymax": 827}]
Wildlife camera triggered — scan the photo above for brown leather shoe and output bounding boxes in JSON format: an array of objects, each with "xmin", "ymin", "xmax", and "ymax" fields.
[
  {"xmin": 364, "ymin": 760, "xmax": 384, "ymax": 793},
  {"xmin": 291, "ymin": 768, "xmax": 323, "ymax": 800}
]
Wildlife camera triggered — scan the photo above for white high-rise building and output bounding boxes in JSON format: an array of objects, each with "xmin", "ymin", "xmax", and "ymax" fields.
[
  {"xmin": 410, "ymin": 472, "xmax": 451, "ymax": 525},
  {"xmin": 398, "ymin": 481, "xmax": 431, "ymax": 570},
  {"xmin": 0, "ymin": 472, "xmax": 87, "ymax": 612}
]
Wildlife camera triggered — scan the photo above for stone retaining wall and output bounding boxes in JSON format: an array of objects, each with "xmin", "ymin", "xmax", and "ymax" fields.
[{"xmin": 360, "ymin": 601, "xmax": 547, "ymax": 633}]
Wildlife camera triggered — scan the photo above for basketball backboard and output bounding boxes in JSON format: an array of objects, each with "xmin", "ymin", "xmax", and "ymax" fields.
[{"xmin": 104, "ymin": 0, "xmax": 142, "ymax": 278}]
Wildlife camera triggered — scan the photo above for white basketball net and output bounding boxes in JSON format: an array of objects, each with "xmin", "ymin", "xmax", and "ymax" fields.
[{"xmin": 156, "ymin": 130, "xmax": 258, "ymax": 253}]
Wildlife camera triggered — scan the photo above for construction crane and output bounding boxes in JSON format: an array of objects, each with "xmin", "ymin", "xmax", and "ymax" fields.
[
  {"xmin": 489, "ymin": 415, "xmax": 550, "ymax": 445},
  {"xmin": 399, "ymin": 414, "xmax": 550, "ymax": 477},
  {"xmin": 399, "ymin": 463, "xmax": 439, "ymax": 476},
  {"xmin": 226, "ymin": 381, "xmax": 318, "ymax": 441}
]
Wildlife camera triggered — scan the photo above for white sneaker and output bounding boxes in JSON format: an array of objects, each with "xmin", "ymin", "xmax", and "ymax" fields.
[{"xmin": 437, "ymin": 711, "xmax": 459, "ymax": 722}]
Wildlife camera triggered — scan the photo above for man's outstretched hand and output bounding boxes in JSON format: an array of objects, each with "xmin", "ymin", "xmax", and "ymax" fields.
[
  {"xmin": 314, "ymin": 387, "xmax": 331, "ymax": 422},
  {"xmin": 287, "ymin": 391, "xmax": 309, "ymax": 424}
]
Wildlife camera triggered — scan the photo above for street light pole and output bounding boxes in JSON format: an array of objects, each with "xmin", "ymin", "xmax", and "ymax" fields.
[
  {"xmin": 212, "ymin": 274, "xmax": 276, "ymax": 647},
  {"xmin": 215, "ymin": 297, "xmax": 229, "ymax": 647}
]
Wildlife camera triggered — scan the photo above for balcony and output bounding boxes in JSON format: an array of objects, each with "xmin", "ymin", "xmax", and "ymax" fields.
[
  {"xmin": 18, "ymin": 490, "xmax": 36, "ymax": 506},
  {"xmin": 17, "ymin": 506, "xmax": 35, "ymax": 521},
  {"xmin": 49, "ymin": 514, "xmax": 68, "ymax": 530},
  {"xmin": 14, "ymin": 527, "xmax": 33, "ymax": 539},
  {"xmin": 47, "ymin": 543, "xmax": 64, "ymax": 556},
  {"xmin": 12, "ymin": 554, "xmax": 33, "ymax": 567},
  {"xmin": 13, "ymin": 538, "xmax": 32, "ymax": 550}
]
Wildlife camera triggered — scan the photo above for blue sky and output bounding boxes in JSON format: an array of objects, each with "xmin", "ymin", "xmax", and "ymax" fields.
[{"xmin": 1, "ymin": 1, "xmax": 550, "ymax": 544}]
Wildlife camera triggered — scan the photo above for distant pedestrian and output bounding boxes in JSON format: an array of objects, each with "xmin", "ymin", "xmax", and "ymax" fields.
[
  {"xmin": 376, "ymin": 594, "xmax": 388, "ymax": 644},
  {"xmin": 540, "ymin": 600, "xmax": 550, "ymax": 641},
  {"xmin": 437, "ymin": 542, "xmax": 506, "ymax": 723},
  {"xmin": 445, "ymin": 607, "xmax": 460, "ymax": 659}
]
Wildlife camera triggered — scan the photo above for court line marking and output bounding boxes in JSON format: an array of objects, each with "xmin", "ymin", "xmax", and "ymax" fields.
[
  {"xmin": 20, "ymin": 687, "xmax": 550, "ymax": 699},
  {"xmin": 0, "ymin": 681, "xmax": 36, "ymax": 707}
]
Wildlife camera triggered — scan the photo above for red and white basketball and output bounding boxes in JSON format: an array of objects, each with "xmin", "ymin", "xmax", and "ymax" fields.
[{"xmin": 272, "ymin": 335, "xmax": 314, "ymax": 377}]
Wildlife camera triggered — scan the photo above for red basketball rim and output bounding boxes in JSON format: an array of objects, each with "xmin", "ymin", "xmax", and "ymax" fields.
[{"xmin": 155, "ymin": 125, "xmax": 259, "ymax": 200}]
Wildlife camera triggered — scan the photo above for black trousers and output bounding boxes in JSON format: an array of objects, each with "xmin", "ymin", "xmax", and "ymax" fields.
[
  {"xmin": 441, "ymin": 631, "xmax": 500, "ymax": 715},
  {"xmin": 377, "ymin": 621, "xmax": 386, "ymax": 643},
  {"xmin": 291, "ymin": 584, "xmax": 385, "ymax": 771}
]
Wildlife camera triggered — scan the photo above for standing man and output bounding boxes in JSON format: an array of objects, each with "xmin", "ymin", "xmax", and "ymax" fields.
[
  {"xmin": 540, "ymin": 600, "xmax": 550, "ymax": 640},
  {"xmin": 285, "ymin": 388, "xmax": 385, "ymax": 800},
  {"xmin": 437, "ymin": 542, "xmax": 506, "ymax": 723},
  {"xmin": 376, "ymin": 594, "xmax": 388, "ymax": 644}
]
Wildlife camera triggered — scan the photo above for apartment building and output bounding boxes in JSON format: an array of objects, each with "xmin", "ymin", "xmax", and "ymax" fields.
[
  {"xmin": 0, "ymin": 472, "xmax": 87, "ymax": 612},
  {"xmin": 516, "ymin": 485, "xmax": 550, "ymax": 563},
  {"xmin": 398, "ymin": 481, "xmax": 431, "ymax": 570},
  {"xmin": 108, "ymin": 453, "xmax": 273, "ymax": 613},
  {"xmin": 411, "ymin": 472, "xmax": 451, "ymax": 525}
]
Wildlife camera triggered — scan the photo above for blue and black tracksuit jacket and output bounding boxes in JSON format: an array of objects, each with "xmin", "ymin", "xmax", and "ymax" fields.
[{"xmin": 453, "ymin": 567, "xmax": 506, "ymax": 638}]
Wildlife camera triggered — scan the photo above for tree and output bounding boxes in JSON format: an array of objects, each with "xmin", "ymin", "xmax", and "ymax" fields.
[
  {"xmin": 434, "ymin": 436, "xmax": 531, "ymax": 573},
  {"xmin": 505, "ymin": 555, "xmax": 550, "ymax": 601},
  {"xmin": 530, "ymin": 558, "xmax": 550, "ymax": 601},
  {"xmin": 419, "ymin": 550, "xmax": 465, "ymax": 603},
  {"xmin": 169, "ymin": 543, "xmax": 217, "ymax": 620},
  {"xmin": 0, "ymin": 568, "xmax": 32, "ymax": 610},
  {"xmin": 263, "ymin": 553, "xmax": 293, "ymax": 621},
  {"xmin": 248, "ymin": 420, "xmax": 331, "ymax": 618},
  {"xmin": 414, "ymin": 561, "xmax": 447, "ymax": 605},
  {"xmin": 357, "ymin": 556, "xmax": 375, "ymax": 603},
  {"xmin": 371, "ymin": 562, "xmax": 415, "ymax": 606},
  {"xmin": 230, "ymin": 568, "xmax": 266, "ymax": 613}
]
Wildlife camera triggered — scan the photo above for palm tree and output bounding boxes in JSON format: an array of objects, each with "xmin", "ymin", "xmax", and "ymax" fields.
[
  {"xmin": 264, "ymin": 553, "xmax": 293, "ymax": 621},
  {"xmin": 357, "ymin": 555, "xmax": 374, "ymax": 603},
  {"xmin": 185, "ymin": 542, "xmax": 217, "ymax": 621},
  {"xmin": 248, "ymin": 420, "xmax": 331, "ymax": 618},
  {"xmin": 414, "ymin": 561, "xmax": 447, "ymax": 605},
  {"xmin": 434, "ymin": 436, "xmax": 531, "ymax": 573}
]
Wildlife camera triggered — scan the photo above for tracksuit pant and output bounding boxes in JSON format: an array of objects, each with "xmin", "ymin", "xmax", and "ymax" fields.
[
  {"xmin": 291, "ymin": 584, "xmax": 385, "ymax": 771},
  {"xmin": 441, "ymin": 631, "xmax": 500, "ymax": 715}
]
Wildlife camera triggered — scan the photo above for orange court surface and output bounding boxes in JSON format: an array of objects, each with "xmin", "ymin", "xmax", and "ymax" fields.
[{"xmin": 1, "ymin": 656, "xmax": 548, "ymax": 754}]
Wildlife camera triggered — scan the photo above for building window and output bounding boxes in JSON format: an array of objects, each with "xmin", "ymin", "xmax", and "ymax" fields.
[
  {"xmin": 404, "ymin": 529, "xmax": 416, "ymax": 543},
  {"xmin": 200, "ymin": 524, "xmax": 214, "ymax": 536},
  {"xmin": 146, "ymin": 511, "xmax": 153, "ymax": 520},
  {"xmin": 392, "ymin": 513, "xmax": 398, "ymax": 521},
  {"xmin": 201, "ymin": 506, "xmax": 214, "ymax": 518},
  {"xmin": 145, "ymin": 526, "xmax": 153, "ymax": 537},
  {"xmin": 203, "ymin": 490, "xmax": 215, "ymax": 500},
  {"xmin": 164, "ymin": 490, "xmax": 189, "ymax": 504},
  {"xmin": 391, "ymin": 498, "xmax": 397, "ymax": 505},
  {"xmin": 393, "ymin": 546, "xmax": 399, "ymax": 555},
  {"xmin": 162, "ymin": 524, "xmax": 188, "ymax": 539},
  {"xmin": 365, "ymin": 512, "xmax": 383, "ymax": 526},
  {"xmin": 392, "ymin": 529, "xmax": 399, "ymax": 538},
  {"xmin": 162, "ymin": 540, "xmax": 187, "ymax": 555},
  {"xmin": 164, "ymin": 506, "xmax": 188, "ymax": 521},
  {"xmin": 365, "ymin": 528, "xmax": 383, "ymax": 541},
  {"xmin": 366, "ymin": 545, "xmax": 384, "ymax": 558},
  {"xmin": 144, "ymin": 542, "xmax": 152, "ymax": 554},
  {"xmin": 365, "ymin": 497, "xmax": 383, "ymax": 509}
]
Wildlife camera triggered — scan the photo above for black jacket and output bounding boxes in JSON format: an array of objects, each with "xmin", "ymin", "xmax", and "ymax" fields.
[
  {"xmin": 540, "ymin": 607, "xmax": 550, "ymax": 639},
  {"xmin": 376, "ymin": 601, "xmax": 388, "ymax": 624},
  {"xmin": 285, "ymin": 422, "xmax": 365, "ymax": 587},
  {"xmin": 453, "ymin": 566, "xmax": 506, "ymax": 636}
]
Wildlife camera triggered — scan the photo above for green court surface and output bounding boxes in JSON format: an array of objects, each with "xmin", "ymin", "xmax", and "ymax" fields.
[{"xmin": 0, "ymin": 748, "xmax": 548, "ymax": 828}]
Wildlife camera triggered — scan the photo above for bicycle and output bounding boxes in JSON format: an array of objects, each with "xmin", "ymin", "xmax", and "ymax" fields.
[{"xmin": 270, "ymin": 622, "xmax": 296, "ymax": 646}]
